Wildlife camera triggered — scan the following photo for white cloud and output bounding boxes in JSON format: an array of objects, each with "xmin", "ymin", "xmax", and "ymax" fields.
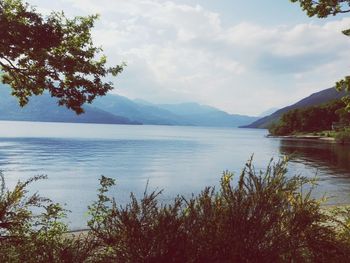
[{"xmin": 27, "ymin": 0, "xmax": 350, "ymax": 115}]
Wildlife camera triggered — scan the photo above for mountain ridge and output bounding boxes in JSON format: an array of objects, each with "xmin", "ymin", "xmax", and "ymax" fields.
[
  {"xmin": 93, "ymin": 94, "xmax": 259, "ymax": 127},
  {"xmin": 0, "ymin": 85, "xmax": 257, "ymax": 127},
  {"xmin": 0, "ymin": 86, "xmax": 139, "ymax": 125}
]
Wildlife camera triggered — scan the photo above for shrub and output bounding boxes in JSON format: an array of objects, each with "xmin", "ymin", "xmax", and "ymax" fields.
[
  {"xmin": 0, "ymin": 173, "xmax": 95, "ymax": 263},
  {"xmin": 87, "ymin": 158, "xmax": 350, "ymax": 262},
  {"xmin": 1, "ymin": 158, "xmax": 350, "ymax": 262},
  {"xmin": 87, "ymin": 177, "xmax": 187, "ymax": 263},
  {"xmin": 335, "ymin": 129, "xmax": 350, "ymax": 144}
]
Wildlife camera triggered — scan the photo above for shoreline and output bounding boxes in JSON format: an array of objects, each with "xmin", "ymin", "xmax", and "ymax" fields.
[{"xmin": 266, "ymin": 134, "xmax": 337, "ymax": 143}]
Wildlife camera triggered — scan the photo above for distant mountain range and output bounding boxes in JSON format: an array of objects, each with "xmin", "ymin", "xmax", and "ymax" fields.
[
  {"xmin": 93, "ymin": 95, "xmax": 259, "ymax": 127},
  {"xmin": 243, "ymin": 87, "xmax": 347, "ymax": 129},
  {"xmin": 0, "ymin": 87, "xmax": 137, "ymax": 125},
  {"xmin": 0, "ymin": 85, "xmax": 258, "ymax": 127}
]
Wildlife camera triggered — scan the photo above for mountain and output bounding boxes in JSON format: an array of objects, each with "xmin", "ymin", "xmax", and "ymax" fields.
[
  {"xmin": 258, "ymin": 107, "xmax": 279, "ymax": 117},
  {"xmin": 0, "ymin": 85, "xmax": 138, "ymax": 125},
  {"xmin": 243, "ymin": 87, "xmax": 347, "ymax": 129},
  {"xmin": 157, "ymin": 102, "xmax": 218, "ymax": 115},
  {"xmin": 94, "ymin": 96, "xmax": 259, "ymax": 127},
  {"xmin": 0, "ymin": 84, "xmax": 258, "ymax": 127},
  {"xmin": 93, "ymin": 95, "xmax": 188, "ymax": 125},
  {"xmin": 155, "ymin": 102, "xmax": 259, "ymax": 127}
]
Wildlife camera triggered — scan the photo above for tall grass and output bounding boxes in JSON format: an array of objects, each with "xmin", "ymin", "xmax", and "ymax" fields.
[{"xmin": 1, "ymin": 158, "xmax": 350, "ymax": 262}]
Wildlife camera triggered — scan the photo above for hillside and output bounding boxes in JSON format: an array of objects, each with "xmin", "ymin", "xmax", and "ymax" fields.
[
  {"xmin": 0, "ymin": 84, "xmax": 257, "ymax": 127},
  {"xmin": 243, "ymin": 88, "xmax": 347, "ymax": 128},
  {"xmin": 156, "ymin": 103, "xmax": 259, "ymax": 127},
  {"xmin": 268, "ymin": 100, "xmax": 347, "ymax": 136},
  {"xmin": 93, "ymin": 95, "xmax": 188, "ymax": 125},
  {"xmin": 0, "ymin": 86, "xmax": 138, "ymax": 125}
]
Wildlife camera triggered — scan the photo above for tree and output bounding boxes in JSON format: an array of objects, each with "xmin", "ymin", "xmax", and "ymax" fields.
[
  {"xmin": 290, "ymin": 0, "xmax": 350, "ymax": 18},
  {"xmin": 290, "ymin": 0, "xmax": 350, "ymax": 110},
  {"xmin": 268, "ymin": 99, "xmax": 345, "ymax": 135},
  {"xmin": 0, "ymin": 0, "xmax": 124, "ymax": 114}
]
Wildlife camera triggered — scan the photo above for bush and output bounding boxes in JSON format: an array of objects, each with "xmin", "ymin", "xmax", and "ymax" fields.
[
  {"xmin": 335, "ymin": 129, "xmax": 350, "ymax": 144},
  {"xmin": 1, "ymin": 158, "xmax": 350, "ymax": 262},
  {"xmin": 87, "ymin": 158, "xmax": 350, "ymax": 262},
  {"xmin": 0, "ymin": 173, "xmax": 95, "ymax": 263}
]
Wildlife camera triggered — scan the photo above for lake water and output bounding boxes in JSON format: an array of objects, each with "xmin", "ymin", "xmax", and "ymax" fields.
[{"xmin": 1, "ymin": 121, "xmax": 350, "ymax": 230}]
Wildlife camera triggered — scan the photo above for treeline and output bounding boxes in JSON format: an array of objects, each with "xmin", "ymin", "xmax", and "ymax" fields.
[
  {"xmin": 2, "ymin": 159, "xmax": 350, "ymax": 262},
  {"xmin": 269, "ymin": 100, "xmax": 350, "ymax": 136}
]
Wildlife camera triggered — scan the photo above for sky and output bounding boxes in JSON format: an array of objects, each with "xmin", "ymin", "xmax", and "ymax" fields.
[{"xmin": 28, "ymin": 0, "xmax": 350, "ymax": 116}]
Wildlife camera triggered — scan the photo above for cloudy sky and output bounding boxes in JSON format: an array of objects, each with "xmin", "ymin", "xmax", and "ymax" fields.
[{"xmin": 28, "ymin": 0, "xmax": 350, "ymax": 116}]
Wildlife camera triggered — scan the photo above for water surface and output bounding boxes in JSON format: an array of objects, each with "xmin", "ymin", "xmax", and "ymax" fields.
[{"xmin": 1, "ymin": 121, "xmax": 350, "ymax": 229}]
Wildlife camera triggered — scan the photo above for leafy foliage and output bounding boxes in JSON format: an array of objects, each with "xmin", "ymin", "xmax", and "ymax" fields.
[
  {"xmin": 0, "ymin": 173, "xmax": 95, "ymax": 262},
  {"xmin": 0, "ymin": 173, "xmax": 47, "ymax": 239},
  {"xmin": 290, "ymin": 0, "xmax": 350, "ymax": 17},
  {"xmin": 0, "ymin": 0, "xmax": 124, "ymax": 114}
]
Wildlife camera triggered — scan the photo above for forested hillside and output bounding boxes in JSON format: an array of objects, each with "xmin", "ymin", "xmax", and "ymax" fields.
[
  {"xmin": 243, "ymin": 88, "xmax": 347, "ymax": 128},
  {"xmin": 269, "ymin": 100, "xmax": 350, "ymax": 135}
]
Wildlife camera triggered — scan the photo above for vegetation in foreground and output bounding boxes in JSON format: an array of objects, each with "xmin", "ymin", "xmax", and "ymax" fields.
[
  {"xmin": 1, "ymin": 158, "xmax": 350, "ymax": 262},
  {"xmin": 0, "ymin": 0, "xmax": 124, "ymax": 114}
]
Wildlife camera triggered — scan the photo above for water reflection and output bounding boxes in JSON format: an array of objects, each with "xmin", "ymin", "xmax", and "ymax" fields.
[
  {"xmin": 278, "ymin": 138, "xmax": 350, "ymax": 205},
  {"xmin": 3, "ymin": 121, "xmax": 350, "ymax": 229},
  {"xmin": 279, "ymin": 139, "xmax": 350, "ymax": 178},
  {"xmin": 0, "ymin": 123, "xmax": 274, "ymax": 229}
]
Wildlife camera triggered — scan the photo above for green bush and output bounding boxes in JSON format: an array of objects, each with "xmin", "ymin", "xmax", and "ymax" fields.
[
  {"xmin": 0, "ymin": 173, "xmax": 94, "ymax": 263},
  {"xmin": 335, "ymin": 129, "xmax": 350, "ymax": 144},
  {"xmin": 1, "ymin": 158, "xmax": 350, "ymax": 262},
  {"xmin": 87, "ymin": 158, "xmax": 350, "ymax": 262}
]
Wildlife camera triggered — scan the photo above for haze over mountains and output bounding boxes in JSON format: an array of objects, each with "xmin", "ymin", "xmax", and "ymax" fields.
[
  {"xmin": 0, "ymin": 85, "xmax": 258, "ymax": 127},
  {"xmin": 0, "ymin": 87, "xmax": 136, "ymax": 125},
  {"xmin": 243, "ymin": 87, "xmax": 347, "ymax": 129},
  {"xmin": 93, "ymin": 95, "xmax": 259, "ymax": 127},
  {"xmin": 0, "ymin": 83, "xmax": 345, "ymax": 129}
]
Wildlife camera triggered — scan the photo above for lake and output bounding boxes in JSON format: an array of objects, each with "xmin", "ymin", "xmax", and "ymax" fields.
[{"xmin": 1, "ymin": 121, "xmax": 350, "ymax": 230}]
